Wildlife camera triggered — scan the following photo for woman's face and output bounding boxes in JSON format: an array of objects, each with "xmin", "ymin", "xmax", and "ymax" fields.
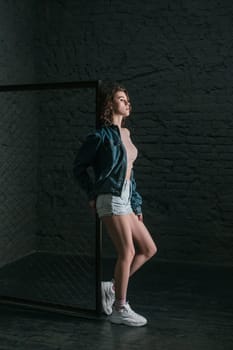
[{"xmin": 111, "ymin": 91, "xmax": 131, "ymax": 117}]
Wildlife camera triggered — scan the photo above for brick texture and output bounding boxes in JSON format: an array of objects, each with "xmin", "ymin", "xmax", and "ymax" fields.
[{"xmin": 0, "ymin": 0, "xmax": 233, "ymax": 266}]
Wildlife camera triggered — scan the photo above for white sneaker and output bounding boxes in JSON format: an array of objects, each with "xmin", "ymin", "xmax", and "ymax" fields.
[
  {"xmin": 109, "ymin": 302, "xmax": 147, "ymax": 327},
  {"xmin": 101, "ymin": 281, "xmax": 115, "ymax": 315}
]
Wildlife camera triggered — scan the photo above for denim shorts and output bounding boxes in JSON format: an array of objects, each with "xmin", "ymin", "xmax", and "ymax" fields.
[{"xmin": 96, "ymin": 179, "xmax": 133, "ymax": 218}]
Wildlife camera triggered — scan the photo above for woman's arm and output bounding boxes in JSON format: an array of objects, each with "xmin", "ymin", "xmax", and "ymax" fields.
[
  {"xmin": 130, "ymin": 169, "xmax": 143, "ymax": 217},
  {"xmin": 73, "ymin": 132, "xmax": 102, "ymax": 201}
]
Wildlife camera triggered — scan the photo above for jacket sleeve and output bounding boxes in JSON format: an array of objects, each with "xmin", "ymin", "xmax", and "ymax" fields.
[
  {"xmin": 73, "ymin": 132, "xmax": 102, "ymax": 201},
  {"xmin": 130, "ymin": 169, "xmax": 143, "ymax": 215}
]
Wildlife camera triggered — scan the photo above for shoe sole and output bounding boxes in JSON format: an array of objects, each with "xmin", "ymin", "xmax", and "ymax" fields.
[{"xmin": 109, "ymin": 317, "xmax": 147, "ymax": 327}]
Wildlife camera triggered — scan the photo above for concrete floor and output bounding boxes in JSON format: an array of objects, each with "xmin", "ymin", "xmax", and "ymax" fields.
[{"xmin": 0, "ymin": 260, "xmax": 232, "ymax": 350}]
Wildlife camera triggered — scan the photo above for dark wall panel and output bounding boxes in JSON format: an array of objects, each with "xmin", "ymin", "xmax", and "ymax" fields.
[{"xmin": 1, "ymin": 0, "xmax": 233, "ymax": 266}]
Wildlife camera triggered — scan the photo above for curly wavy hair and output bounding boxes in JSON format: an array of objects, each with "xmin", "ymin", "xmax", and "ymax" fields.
[{"xmin": 99, "ymin": 82, "xmax": 132, "ymax": 126}]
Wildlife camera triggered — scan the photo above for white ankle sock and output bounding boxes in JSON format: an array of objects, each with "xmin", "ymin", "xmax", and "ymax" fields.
[{"xmin": 114, "ymin": 298, "xmax": 126, "ymax": 311}]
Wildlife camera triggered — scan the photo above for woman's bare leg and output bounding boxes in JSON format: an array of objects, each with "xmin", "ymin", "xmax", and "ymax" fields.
[
  {"xmin": 101, "ymin": 213, "xmax": 157, "ymax": 301},
  {"xmin": 128, "ymin": 213, "xmax": 157, "ymax": 277},
  {"xmin": 101, "ymin": 214, "xmax": 135, "ymax": 302}
]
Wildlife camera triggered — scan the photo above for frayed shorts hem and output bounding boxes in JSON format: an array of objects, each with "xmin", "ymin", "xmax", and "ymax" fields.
[
  {"xmin": 97, "ymin": 208, "xmax": 133, "ymax": 218},
  {"xmin": 96, "ymin": 180, "xmax": 133, "ymax": 219}
]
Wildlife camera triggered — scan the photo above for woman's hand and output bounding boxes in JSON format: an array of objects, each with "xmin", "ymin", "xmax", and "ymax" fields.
[
  {"xmin": 89, "ymin": 200, "xmax": 96, "ymax": 210},
  {"xmin": 137, "ymin": 213, "xmax": 143, "ymax": 222},
  {"xmin": 88, "ymin": 199, "xmax": 96, "ymax": 217}
]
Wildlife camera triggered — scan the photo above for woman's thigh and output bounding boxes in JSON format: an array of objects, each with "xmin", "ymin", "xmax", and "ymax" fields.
[
  {"xmin": 101, "ymin": 214, "xmax": 135, "ymax": 257},
  {"xmin": 128, "ymin": 213, "xmax": 157, "ymax": 255}
]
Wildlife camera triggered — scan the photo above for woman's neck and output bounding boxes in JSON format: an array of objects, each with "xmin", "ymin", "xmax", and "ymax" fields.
[{"xmin": 112, "ymin": 114, "xmax": 123, "ymax": 128}]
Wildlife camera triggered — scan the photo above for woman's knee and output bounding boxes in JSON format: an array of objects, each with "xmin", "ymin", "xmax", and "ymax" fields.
[
  {"xmin": 119, "ymin": 246, "xmax": 135, "ymax": 262},
  {"xmin": 151, "ymin": 243, "xmax": 158, "ymax": 257},
  {"xmin": 144, "ymin": 243, "xmax": 157, "ymax": 259}
]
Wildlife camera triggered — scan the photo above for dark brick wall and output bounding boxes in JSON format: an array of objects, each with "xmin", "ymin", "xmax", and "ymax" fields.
[
  {"xmin": 0, "ymin": 92, "xmax": 38, "ymax": 267},
  {"xmin": 0, "ymin": 1, "xmax": 38, "ymax": 266},
  {"xmin": 0, "ymin": 0, "xmax": 233, "ymax": 266},
  {"xmin": 0, "ymin": 0, "xmax": 36, "ymax": 84},
  {"xmin": 36, "ymin": 89, "xmax": 97, "ymax": 257}
]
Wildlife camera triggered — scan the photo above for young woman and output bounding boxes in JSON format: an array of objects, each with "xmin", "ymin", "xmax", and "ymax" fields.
[{"xmin": 73, "ymin": 82, "xmax": 157, "ymax": 327}]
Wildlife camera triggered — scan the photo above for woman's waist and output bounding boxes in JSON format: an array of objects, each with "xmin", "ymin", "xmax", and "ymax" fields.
[{"xmin": 94, "ymin": 177, "xmax": 131, "ymax": 197}]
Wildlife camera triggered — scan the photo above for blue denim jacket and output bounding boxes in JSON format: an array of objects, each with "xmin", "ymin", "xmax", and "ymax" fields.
[{"xmin": 73, "ymin": 124, "xmax": 142, "ymax": 215}]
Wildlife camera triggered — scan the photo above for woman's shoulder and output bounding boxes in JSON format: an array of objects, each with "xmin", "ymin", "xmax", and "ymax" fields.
[
  {"xmin": 85, "ymin": 126, "xmax": 112, "ymax": 143},
  {"xmin": 87, "ymin": 126, "xmax": 107, "ymax": 136}
]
